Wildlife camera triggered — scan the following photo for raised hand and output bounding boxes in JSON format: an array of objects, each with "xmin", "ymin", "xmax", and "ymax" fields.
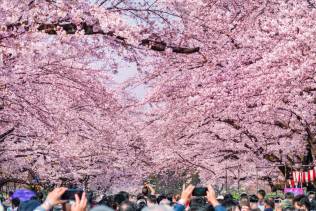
[
  {"xmin": 41, "ymin": 187, "xmax": 67, "ymax": 210},
  {"xmin": 180, "ymin": 184, "xmax": 195, "ymax": 204},
  {"xmin": 71, "ymin": 192, "xmax": 87, "ymax": 211},
  {"xmin": 206, "ymin": 185, "xmax": 219, "ymax": 207}
]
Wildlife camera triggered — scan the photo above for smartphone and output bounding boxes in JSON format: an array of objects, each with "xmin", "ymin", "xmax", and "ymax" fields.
[
  {"xmin": 61, "ymin": 189, "xmax": 83, "ymax": 200},
  {"xmin": 274, "ymin": 199, "xmax": 281, "ymax": 203},
  {"xmin": 192, "ymin": 187, "xmax": 207, "ymax": 196}
]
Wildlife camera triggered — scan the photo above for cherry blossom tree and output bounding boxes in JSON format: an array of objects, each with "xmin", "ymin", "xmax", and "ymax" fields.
[
  {"xmin": 0, "ymin": 0, "xmax": 158, "ymax": 191},
  {"xmin": 0, "ymin": 0, "xmax": 202, "ymax": 191},
  {"xmin": 136, "ymin": 0, "xmax": 316, "ymax": 188},
  {"xmin": 1, "ymin": 0, "xmax": 316, "ymax": 192}
]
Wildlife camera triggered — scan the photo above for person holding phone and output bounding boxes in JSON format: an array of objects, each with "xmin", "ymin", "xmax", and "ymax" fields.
[
  {"xmin": 34, "ymin": 187, "xmax": 87, "ymax": 211},
  {"xmin": 174, "ymin": 184, "xmax": 225, "ymax": 211},
  {"xmin": 143, "ymin": 182, "xmax": 156, "ymax": 196}
]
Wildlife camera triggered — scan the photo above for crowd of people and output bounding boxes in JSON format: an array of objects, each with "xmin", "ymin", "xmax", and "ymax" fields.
[{"xmin": 0, "ymin": 183, "xmax": 316, "ymax": 211}]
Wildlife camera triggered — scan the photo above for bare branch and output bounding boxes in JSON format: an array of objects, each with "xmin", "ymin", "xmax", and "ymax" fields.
[
  {"xmin": 0, "ymin": 127, "xmax": 15, "ymax": 142},
  {"xmin": 32, "ymin": 21, "xmax": 200, "ymax": 54},
  {"xmin": 176, "ymin": 152, "xmax": 215, "ymax": 175}
]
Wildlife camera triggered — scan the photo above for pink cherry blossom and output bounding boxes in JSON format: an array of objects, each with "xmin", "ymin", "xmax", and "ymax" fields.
[{"xmin": 1, "ymin": 0, "xmax": 316, "ymax": 191}]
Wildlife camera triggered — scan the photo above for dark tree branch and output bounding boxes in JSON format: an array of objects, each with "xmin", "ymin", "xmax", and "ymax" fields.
[
  {"xmin": 176, "ymin": 152, "xmax": 215, "ymax": 175},
  {"xmin": 307, "ymin": 0, "xmax": 316, "ymax": 8},
  {"xmin": 171, "ymin": 46, "xmax": 200, "ymax": 54},
  {"xmin": 0, "ymin": 127, "xmax": 15, "ymax": 142},
  {"xmin": 0, "ymin": 178, "xmax": 30, "ymax": 189},
  {"xmin": 8, "ymin": 20, "xmax": 201, "ymax": 54},
  {"xmin": 99, "ymin": 0, "xmax": 110, "ymax": 7},
  {"xmin": 219, "ymin": 118, "xmax": 241, "ymax": 130}
]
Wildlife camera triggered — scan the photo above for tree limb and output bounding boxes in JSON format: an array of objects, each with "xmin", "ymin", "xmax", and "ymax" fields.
[
  {"xmin": 176, "ymin": 152, "xmax": 215, "ymax": 175},
  {"xmin": 0, "ymin": 127, "xmax": 15, "ymax": 142},
  {"xmin": 5, "ymin": 20, "xmax": 201, "ymax": 54}
]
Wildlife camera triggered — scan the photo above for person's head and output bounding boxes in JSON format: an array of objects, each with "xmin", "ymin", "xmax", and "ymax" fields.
[
  {"xmin": 166, "ymin": 194, "xmax": 173, "ymax": 205},
  {"xmin": 159, "ymin": 198, "xmax": 171, "ymax": 206},
  {"xmin": 142, "ymin": 205, "xmax": 173, "ymax": 211},
  {"xmin": 11, "ymin": 198, "xmax": 20, "ymax": 208},
  {"xmin": 239, "ymin": 200, "xmax": 250, "ymax": 211},
  {"xmin": 119, "ymin": 201, "xmax": 137, "ymax": 211},
  {"xmin": 240, "ymin": 193, "xmax": 248, "ymax": 201},
  {"xmin": 264, "ymin": 198, "xmax": 274, "ymax": 209},
  {"xmin": 249, "ymin": 195, "xmax": 259, "ymax": 209},
  {"xmin": 115, "ymin": 192, "xmax": 129, "ymax": 205},
  {"xmin": 240, "ymin": 197, "xmax": 249, "ymax": 206},
  {"xmin": 293, "ymin": 195, "xmax": 310, "ymax": 211},
  {"xmin": 284, "ymin": 192, "xmax": 294, "ymax": 200},
  {"xmin": 257, "ymin": 190, "xmax": 266, "ymax": 201},
  {"xmin": 147, "ymin": 195, "xmax": 157, "ymax": 207},
  {"xmin": 136, "ymin": 198, "xmax": 147, "ymax": 211},
  {"xmin": 224, "ymin": 205, "xmax": 239, "ymax": 211},
  {"xmin": 308, "ymin": 191, "xmax": 315, "ymax": 202},
  {"xmin": 224, "ymin": 193, "xmax": 233, "ymax": 201},
  {"xmin": 157, "ymin": 195, "xmax": 167, "ymax": 205},
  {"xmin": 249, "ymin": 195, "xmax": 258, "ymax": 203},
  {"xmin": 91, "ymin": 205, "xmax": 114, "ymax": 211},
  {"xmin": 99, "ymin": 195, "xmax": 117, "ymax": 209},
  {"xmin": 222, "ymin": 195, "xmax": 237, "ymax": 210},
  {"xmin": 119, "ymin": 191, "xmax": 130, "ymax": 201},
  {"xmin": 147, "ymin": 195, "xmax": 157, "ymax": 205}
]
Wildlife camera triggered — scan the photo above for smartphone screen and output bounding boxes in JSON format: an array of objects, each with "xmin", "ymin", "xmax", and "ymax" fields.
[
  {"xmin": 61, "ymin": 189, "xmax": 83, "ymax": 200},
  {"xmin": 274, "ymin": 199, "xmax": 281, "ymax": 203},
  {"xmin": 192, "ymin": 187, "xmax": 207, "ymax": 196}
]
